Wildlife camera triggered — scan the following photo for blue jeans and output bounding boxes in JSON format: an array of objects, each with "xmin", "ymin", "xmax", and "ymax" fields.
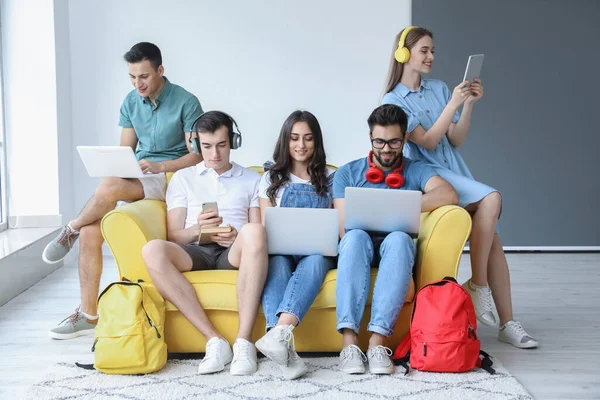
[
  {"xmin": 336, "ymin": 229, "xmax": 415, "ymax": 337},
  {"xmin": 262, "ymin": 254, "xmax": 336, "ymax": 330}
]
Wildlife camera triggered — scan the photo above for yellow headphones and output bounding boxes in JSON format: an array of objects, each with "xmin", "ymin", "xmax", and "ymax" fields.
[{"xmin": 394, "ymin": 26, "xmax": 418, "ymax": 63}]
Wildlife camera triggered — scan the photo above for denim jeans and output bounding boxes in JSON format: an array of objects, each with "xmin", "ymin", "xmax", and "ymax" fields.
[
  {"xmin": 261, "ymin": 182, "xmax": 335, "ymax": 330},
  {"xmin": 336, "ymin": 229, "xmax": 415, "ymax": 337},
  {"xmin": 262, "ymin": 254, "xmax": 336, "ymax": 330}
]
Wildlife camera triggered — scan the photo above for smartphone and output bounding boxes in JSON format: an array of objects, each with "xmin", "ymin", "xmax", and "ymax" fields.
[
  {"xmin": 201, "ymin": 202, "xmax": 219, "ymax": 216},
  {"xmin": 463, "ymin": 54, "xmax": 484, "ymax": 87}
]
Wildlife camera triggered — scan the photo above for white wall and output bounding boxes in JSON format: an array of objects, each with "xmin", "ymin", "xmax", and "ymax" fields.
[
  {"xmin": 1, "ymin": 0, "xmax": 60, "ymax": 217},
  {"xmin": 67, "ymin": 0, "xmax": 411, "ymax": 212}
]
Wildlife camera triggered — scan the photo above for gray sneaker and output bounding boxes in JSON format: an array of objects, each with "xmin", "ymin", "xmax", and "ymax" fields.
[
  {"xmin": 42, "ymin": 225, "xmax": 79, "ymax": 264},
  {"xmin": 49, "ymin": 307, "xmax": 97, "ymax": 340},
  {"xmin": 367, "ymin": 346, "xmax": 394, "ymax": 374},
  {"xmin": 339, "ymin": 344, "xmax": 366, "ymax": 374}
]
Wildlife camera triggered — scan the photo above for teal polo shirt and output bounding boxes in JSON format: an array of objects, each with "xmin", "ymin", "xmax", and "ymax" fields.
[{"xmin": 119, "ymin": 77, "xmax": 203, "ymax": 162}]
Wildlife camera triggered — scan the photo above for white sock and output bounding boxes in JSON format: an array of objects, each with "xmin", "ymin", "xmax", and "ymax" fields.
[
  {"xmin": 67, "ymin": 223, "xmax": 79, "ymax": 234},
  {"xmin": 469, "ymin": 280, "xmax": 489, "ymax": 290},
  {"xmin": 81, "ymin": 311, "xmax": 99, "ymax": 321}
]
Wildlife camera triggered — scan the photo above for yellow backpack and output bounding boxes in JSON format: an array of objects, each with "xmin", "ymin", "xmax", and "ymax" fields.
[{"xmin": 80, "ymin": 278, "xmax": 167, "ymax": 374}]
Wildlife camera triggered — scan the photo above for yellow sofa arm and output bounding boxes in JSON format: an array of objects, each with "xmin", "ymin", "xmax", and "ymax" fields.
[
  {"xmin": 414, "ymin": 205, "xmax": 472, "ymax": 290},
  {"xmin": 101, "ymin": 200, "xmax": 167, "ymax": 283}
]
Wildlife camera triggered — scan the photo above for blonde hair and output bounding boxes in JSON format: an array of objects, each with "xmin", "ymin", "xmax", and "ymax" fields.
[{"xmin": 382, "ymin": 27, "xmax": 434, "ymax": 97}]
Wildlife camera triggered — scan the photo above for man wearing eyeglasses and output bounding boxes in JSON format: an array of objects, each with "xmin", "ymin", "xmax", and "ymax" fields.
[{"xmin": 332, "ymin": 104, "xmax": 458, "ymax": 375}]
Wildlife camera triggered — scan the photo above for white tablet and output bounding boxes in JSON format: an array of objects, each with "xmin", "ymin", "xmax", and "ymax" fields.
[
  {"xmin": 77, "ymin": 146, "xmax": 144, "ymax": 178},
  {"xmin": 463, "ymin": 54, "xmax": 484, "ymax": 85}
]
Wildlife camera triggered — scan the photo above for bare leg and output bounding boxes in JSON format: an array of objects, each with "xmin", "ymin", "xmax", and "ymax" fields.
[
  {"xmin": 487, "ymin": 234, "xmax": 514, "ymax": 325},
  {"xmin": 227, "ymin": 223, "xmax": 268, "ymax": 342},
  {"xmin": 276, "ymin": 313, "xmax": 299, "ymax": 327},
  {"xmin": 465, "ymin": 192, "xmax": 502, "ymax": 286},
  {"xmin": 342, "ymin": 329, "xmax": 359, "ymax": 348},
  {"xmin": 79, "ymin": 221, "xmax": 104, "ymax": 316},
  {"xmin": 368, "ymin": 333, "xmax": 386, "ymax": 350},
  {"xmin": 142, "ymin": 240, "xmax": 222, "ymax": 340},
  {"xmin": 70, "ymin": 177, "xmax": 144, "ymax": 230}
]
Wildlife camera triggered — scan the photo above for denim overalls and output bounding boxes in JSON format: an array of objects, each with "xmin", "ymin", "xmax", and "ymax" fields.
[{"xmin": 261, "ymin": 181, "xmax": 336, "ymax": 330}]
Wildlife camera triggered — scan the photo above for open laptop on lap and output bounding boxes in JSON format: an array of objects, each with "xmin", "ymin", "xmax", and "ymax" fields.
[
  {"xmin": 77, "ymin": 146, "xmax": 145, "ymax": 178},
  {"xmin": 344, "ymin": 187, "xmax": 422, "ymax": 236},
  {"xmin": 265, "ymin": 207, "xmax": 340, "ymax": 257}
]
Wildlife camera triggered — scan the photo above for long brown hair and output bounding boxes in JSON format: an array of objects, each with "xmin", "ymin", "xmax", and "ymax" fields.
[
  {"xmin": 265, "ymin": 110, "xmax": 329, "ymax": 206},
  {"xmin": 382, "ymin": 27, "xmax": 433, "ymax": 96}
]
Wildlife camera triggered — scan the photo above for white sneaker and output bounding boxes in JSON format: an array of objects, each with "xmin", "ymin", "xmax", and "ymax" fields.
[
  {"xmin": 198, "ymin": 337, "xmax": 233, "ymax": 374},
  {"xmin": 255, "ymin": 325, "xmax": 293, "ymax": 365},
  {"xmin": 498, "ymin": 321, "xmax": 538, "ymax": 349},
  {"xmin": 366, "ymin": 346, "xmax": 394, "ymax": 374},
  {"xmin": 339, "ymin": 344, "xmax": 366, "ymax": 374},
  {"xmin": 256, "ymin": 325, "xmax": 308, "ymax": 380},
  {"xmin": 462, "ymin": 279, "xmax": 498, "ymax": 328},
  {"xmin": 230, "ymin": 338, "xmax": 258, "ymax": 375}
]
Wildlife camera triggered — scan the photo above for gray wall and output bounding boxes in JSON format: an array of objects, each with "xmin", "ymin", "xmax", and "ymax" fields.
[{"xmin": 413, "ymin": 0, "xmax": 600, "ymax": 247}]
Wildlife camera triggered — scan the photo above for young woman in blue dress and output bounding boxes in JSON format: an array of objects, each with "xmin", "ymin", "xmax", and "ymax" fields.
[{"xmin": 381, "ymin": 26, "xmax": 537, "ymax": 349}]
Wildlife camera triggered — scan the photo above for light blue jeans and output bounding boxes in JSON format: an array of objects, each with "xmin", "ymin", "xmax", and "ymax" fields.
[
  {"xmin": 262, "ymin": 254, "xmax": 336, "ymax": 330},
  {"xmin": 336, "ymin": 229, "xmax": 415, "ymax": 337}
]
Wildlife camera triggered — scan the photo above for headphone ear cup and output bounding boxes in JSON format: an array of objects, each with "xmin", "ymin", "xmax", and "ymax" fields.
[
  {"xmin": 190, "ymin": 137, "xmax": 200, "ymax": 155},
  {"xmin": 394, "ymin": 46, "xmax": 411, "ymax": 63},
  {"xmin": 385, "ymin": 172, "xmax": 405, "ymax": 189},
  {"xmin": 230, "ymin": 132, "xmax": 242, "ymax": 150},
  {"xmin": 365, "ymin": 167, "xmax": 385, "ymax": 184}
]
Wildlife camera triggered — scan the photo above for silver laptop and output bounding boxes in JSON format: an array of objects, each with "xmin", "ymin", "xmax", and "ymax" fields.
[
  {"xmin": 77, "ymin": 146, "xmax": 144, "ymax": 178},
  {"xmin": 265, "ymin": 207, "xmax": 340, "ymax": 256},
  {"xmin": 344, "ymin": 187, "xmax": 422, "ymax": 235}
]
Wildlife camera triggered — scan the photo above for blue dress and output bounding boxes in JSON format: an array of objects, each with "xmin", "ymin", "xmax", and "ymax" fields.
[{"xmin": 382, "ymin": 79, "xmax": 500, "ymax": 213}]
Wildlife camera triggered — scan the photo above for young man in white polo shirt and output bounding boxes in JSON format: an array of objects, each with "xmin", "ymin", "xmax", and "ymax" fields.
[{"xmin": 141, "ymin": 111, "xmax": 267, "ymax": 376}]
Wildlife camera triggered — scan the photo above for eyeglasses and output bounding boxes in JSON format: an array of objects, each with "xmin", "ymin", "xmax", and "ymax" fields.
[{"xmin": 370, "ymin": 137, "xmax": 404, "ymax": 150}]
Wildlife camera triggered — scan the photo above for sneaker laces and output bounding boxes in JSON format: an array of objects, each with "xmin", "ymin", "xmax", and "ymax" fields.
[
  {"xmin": 474, "ymin": 285, "xmax": 494, "ymax": 313},
  {"xmin": 58, "ymin": 306, "xmax": 82, "ymax": 326},
  {"xmin": 340, "ymin": 345, "xmax": 367, "ymax": 366},
  {"xmin": 505, "ymin": 321, "xmax": 527, "ymax": 337},
  {"xmin": 57, "ymin": 226, "xmax": 79, "ymax": 249},
  {"xmin": 370, "ymin": 346, "xmax": 393, "ymax": 362},
  {"xmin": 233, "ymin": 340, "xmax": 252, "ymax": 363},
  {"xmin": 202, "ymin": 338, "xmax": 222, "ymax": 364}
]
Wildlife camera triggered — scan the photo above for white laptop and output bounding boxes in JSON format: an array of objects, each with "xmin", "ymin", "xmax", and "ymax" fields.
[
  {"xmin": 77, "ymin": 146, "xmax": 145, "ymax": 178},
  {"xmin": 265, "ymin": 207, "xmax": 340, "ymax": 256},
  {"xmin": 344, "ymin": 187, "xmax": 422, "ymax": 236}
]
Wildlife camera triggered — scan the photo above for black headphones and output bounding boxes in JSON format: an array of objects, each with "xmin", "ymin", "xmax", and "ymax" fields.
[{"xmin": 189, "ymin": 111, "xmax": 243, "ymax": 154}]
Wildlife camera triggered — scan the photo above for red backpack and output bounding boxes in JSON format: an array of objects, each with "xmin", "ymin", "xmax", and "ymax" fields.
[{"xmin": 394, "ymin": 277, "xmax": 495, "ymax": 375}]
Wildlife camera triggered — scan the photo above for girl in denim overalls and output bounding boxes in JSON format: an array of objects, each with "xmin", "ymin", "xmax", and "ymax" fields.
[
  {"xmin": 255, "ymin": 110, "xmax": 336, "ymax": 379},
  {"xmin": 381, "ymin": 27, "xmax": 537, "ymax": 349}
]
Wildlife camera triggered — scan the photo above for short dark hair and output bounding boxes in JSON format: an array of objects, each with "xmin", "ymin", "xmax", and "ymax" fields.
[
  {"xmin": 123, "ymin": 42, "xmax": 162, "ymax": 70},
  {"xmin": 367, "ymin": 104, "xmax": 408, "ymax": 135},
  {"xmin": 195, "ymin": 111, "xmax": 234, "ymax": 137}
]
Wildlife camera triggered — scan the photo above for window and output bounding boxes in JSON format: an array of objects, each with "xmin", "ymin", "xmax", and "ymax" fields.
[{"xmin": 0, "ymin": 21, "xmax": 7, "ymax": 233}]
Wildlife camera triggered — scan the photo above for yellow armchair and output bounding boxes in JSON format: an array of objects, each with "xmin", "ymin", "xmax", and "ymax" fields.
[{"xmin": 101, "ymin": 168, "xmax": 471, "ymax": 352}]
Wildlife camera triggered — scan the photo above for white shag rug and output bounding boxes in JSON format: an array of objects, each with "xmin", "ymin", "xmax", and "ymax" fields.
[{"xmin": 25, "ymin": 356, "xmax": 532, "ymax": 400}]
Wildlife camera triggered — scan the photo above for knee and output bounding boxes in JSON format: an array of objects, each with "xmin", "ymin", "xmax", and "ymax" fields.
[
  {"xmin": 481, "ymin": 192, "xmax": 502, "ymax": 215},
  {"xmin": 340, "ymin": 229, "xmax": 371, "ymax": 250},
  {"xmin": 79, "ymin": 224, "xmax": 103, "ymax": 247},
  {"xmin": 381, "ymin": 231, "xmax": 414, "ymax": 253},
  {"xmin": 303, "ymin": 255, "xmax": 334, "ymax": 274},
  {"xmin": 142, "ymin": 240, "xmax": 169, "ymax": 270},
  {"xmin": 239, "ymin": 223, "xmax": 267, "ymax": 251},
  {"xmin": 96, "ymin": 177, "xmax": 126, "ymax": 202}
]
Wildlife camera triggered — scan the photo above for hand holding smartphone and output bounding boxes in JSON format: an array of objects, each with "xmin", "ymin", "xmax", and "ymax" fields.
[{"xmin": 463, "ymin": 54, "xmax": 484, "ymax": 87}]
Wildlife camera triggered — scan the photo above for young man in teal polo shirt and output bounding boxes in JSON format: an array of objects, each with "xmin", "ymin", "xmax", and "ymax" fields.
[{"xmin": 44, "ymin": 42, "xmax": 204, "ymax": 339}]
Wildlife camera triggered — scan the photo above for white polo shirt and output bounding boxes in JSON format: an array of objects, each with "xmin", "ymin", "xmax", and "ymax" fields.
[{"xmin": 166, "ymin": 161, "xmax": 260, "ymax": 233}]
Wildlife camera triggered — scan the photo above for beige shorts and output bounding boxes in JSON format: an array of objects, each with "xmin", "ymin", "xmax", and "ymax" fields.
[{"xmin": 116, "ymin": 173, "xmax": 167, "ymax": 208}]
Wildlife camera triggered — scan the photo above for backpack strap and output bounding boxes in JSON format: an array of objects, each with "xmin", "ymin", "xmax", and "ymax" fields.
[
  {"xmin": 392, "ymin": 331, "xmax": 411, "ymax": 375},
  {"xmin": 476, "ymin": 350, "xmax": 496, "ymax": 374},
  {"xmin": 75, "ymin": 362, "xmax": 95, "ymax": 370}
]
